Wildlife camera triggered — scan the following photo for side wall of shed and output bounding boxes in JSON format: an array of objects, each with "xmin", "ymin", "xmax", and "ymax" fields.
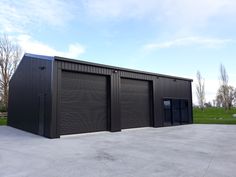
[{"xmin": 8, "ymin": 56, "xmax": 53, "ymax": 137}]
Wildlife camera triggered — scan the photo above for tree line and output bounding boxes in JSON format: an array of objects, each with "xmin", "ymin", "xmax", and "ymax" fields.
[{"xmin": 196, "ymin": 64, "xmax": 236, "ymax": 110}]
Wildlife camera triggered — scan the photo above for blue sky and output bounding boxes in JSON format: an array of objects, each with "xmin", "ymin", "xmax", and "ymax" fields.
[{"xmin": 1, "ymin": 0, "xmax": 236, "ymax": 104}]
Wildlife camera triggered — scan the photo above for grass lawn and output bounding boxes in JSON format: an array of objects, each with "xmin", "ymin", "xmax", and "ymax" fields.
[
  {"xmin": 193, "ymin": 107, "xmax": 236, "ymax": 124},
  {"xmin": 1, "ymin": 108, "xmax": 235, "ymax": 126},
  {"xmin": 0, "ymin": 117, "xmax": 7, "ymax": 125}
]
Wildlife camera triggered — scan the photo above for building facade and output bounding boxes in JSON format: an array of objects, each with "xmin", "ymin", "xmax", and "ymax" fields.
[{"xmin": 8, "ymin": 53, "xmax": 193, "ymax": 138}]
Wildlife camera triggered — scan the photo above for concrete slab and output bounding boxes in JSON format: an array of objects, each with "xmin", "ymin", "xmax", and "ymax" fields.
[{"xmin": 0, "ymin": 124, "xmax": 236, "ymax": 177}]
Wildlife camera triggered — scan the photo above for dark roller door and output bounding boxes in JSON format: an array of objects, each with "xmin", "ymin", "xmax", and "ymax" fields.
[
  {"xmin": 60, "ymin": 72, "xmax": 108, "ymax": 135},
  {"xmin": 121, "ymin": 78, "xmax": 152, "ymax": 129}
]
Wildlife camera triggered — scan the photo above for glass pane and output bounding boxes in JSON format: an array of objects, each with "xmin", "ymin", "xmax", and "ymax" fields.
[
  {"xmin": 164, "ymin": 100, "xmax": 171, "ymax": 109},
  {"xmin": 180, "ymin": 100, "xmax": 189, "ymax": 123},
  {"xmin": 172, "ymin": 99, "xmax": 181, "ymax": 124}
]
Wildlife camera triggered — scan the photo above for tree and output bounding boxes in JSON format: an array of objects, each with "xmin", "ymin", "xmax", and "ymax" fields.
[
  {"xmin": 217, "ymin": 64, "xmax": 232, "ymax": 110},
  {"xmin": 0, "ymin": 34, "xmax": 22, "ymax": 110},
  {"xmin": 204, "ymin": 102, "xmax": 212, "ymax": 108},
  {"xmin": 212, "ymin": 99, "xmax": 216, "ymax": 107},
  {"xmin": 216, "ymin": 85, "xmax": 235, "ymax": 109},
  {"xmin": 196, "ymin": 71, "xmax": 205, "ymax": 110},
  {"xmin": 234, "ymin": 88, "xmax": 236, "ymax": 106}
]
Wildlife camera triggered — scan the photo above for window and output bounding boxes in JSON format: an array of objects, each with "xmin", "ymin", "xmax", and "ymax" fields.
[
  {"xmin": 164, "ymin": 100, "xmax": 171, "ymax": 109},
  {"xmin": 163, "ymin": 99, "xmax": 189, "ymax": 125}
]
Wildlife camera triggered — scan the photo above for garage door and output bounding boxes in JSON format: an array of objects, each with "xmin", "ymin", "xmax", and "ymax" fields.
[
  {"xmin": 120, "ymin": 78, "xmax": 152, "ymax": 129},
  {"xmin": 60, "ymin": 72, "xmax": 108, "ymax": 135}
]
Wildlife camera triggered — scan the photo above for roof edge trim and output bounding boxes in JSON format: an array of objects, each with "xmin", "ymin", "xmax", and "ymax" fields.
[{"xmin": 25, "ymin": 53, "xmax": 54, "ymax": 61}]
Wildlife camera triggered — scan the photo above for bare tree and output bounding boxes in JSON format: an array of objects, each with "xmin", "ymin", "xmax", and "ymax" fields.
[
  {"xmin": 212, "ymin": 99, "xmax": 216, "ymax": 107},
  {"xmin": 218, "ymin": 64, "xmax": 233, "ymax": 110},
  {"xmin": 0, "ymin": 34, "xmax": 22, "ymax": 110},
  {"xmin": 234, "ymin": 88, "xmax": 236, "ymax": 106},
  {"xmin": 216, "ymin": 85, "xmax": 235, "ymax": 109},
  {"xmin": 196, "ymin": 71, "xmax": 205, "ymax": 110},
  {"xmin": 219, "ymin": 64, "xmax": 228, "ymax": 86}
]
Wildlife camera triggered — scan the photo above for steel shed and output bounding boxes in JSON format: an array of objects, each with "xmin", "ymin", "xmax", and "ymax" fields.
[{"xmin": 8, "ymin": 53, "xmax": 193, "ymax": 138}]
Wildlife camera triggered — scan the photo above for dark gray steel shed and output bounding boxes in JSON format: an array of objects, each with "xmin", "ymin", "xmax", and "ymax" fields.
[{"xmin": 8, "ymin": 53, "xmax": 193, "ymax": 138}]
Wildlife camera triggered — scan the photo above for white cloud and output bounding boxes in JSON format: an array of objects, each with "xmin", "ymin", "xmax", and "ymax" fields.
[
  {"xmin": 66, "ymin": 43, "xmax": 86, "ymax": 58},
  {"xmin": 84, "ymin": 0, "xmax": 157, "ymax": 19},
  {"xmin": 16, "ymin": 35, "xmax": 85, "ymax": 58},
  {"xmin": 84, "ymin": 0, "xmax": 236, "ymax": 28},
  {"xmin": 0, "ymin": 0, "xmax": 79, "ymax": 33},
  {"xmin": 143, "ymin": 36, "xmax": 233, "ymax": 50}
]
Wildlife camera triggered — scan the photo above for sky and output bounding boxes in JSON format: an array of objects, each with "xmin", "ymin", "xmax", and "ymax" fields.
[{"xmin": 1, "ymin": 0, "xmax": 236, "ymax": 104}]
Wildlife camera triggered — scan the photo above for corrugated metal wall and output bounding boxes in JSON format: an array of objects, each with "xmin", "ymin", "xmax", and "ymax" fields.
[
  {"xmin": 8, "ymin": 56, "xmax": 52, "ymax": 137},
  {"xmin": 52, "ymin": 59, "xmax": 193, "ymax": 137},
  {"xmin": 8, "ymin": 55, "xmax": 192, "ymax": 138},
  {"xmin": 156, "ymin": 77, "xmax": 193, "ymax": 126}
]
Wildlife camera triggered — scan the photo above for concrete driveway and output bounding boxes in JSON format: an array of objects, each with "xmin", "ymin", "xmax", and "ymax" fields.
[{"xmin": 0, "ymin": 125, "xmax": 236, "ymax": 177}]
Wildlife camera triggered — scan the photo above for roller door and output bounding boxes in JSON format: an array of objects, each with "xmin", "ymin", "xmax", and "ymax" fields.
[
  {"xmin": 120, "ymin": 78, "xmax": 152, "ymax": 129},
  {"xmin": 60, "ymin": 72, "xmax": 108, "ymax": 135}
]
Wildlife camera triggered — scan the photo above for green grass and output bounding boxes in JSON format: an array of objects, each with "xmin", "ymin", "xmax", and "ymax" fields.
[
  {"xmin": 193, "ymin": 107, "xmax": 236, "ymax": 124},
  {"xmin": 1, "ymin": 108, "xmax": 235, "ymax": 126},
  {"xmin": 0, "ymin": 117, "xmax": 7, "ymax": 125}
]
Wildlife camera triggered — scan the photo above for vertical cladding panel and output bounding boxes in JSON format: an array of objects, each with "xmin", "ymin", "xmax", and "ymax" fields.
[
  {"xmin": 152, "ymin": 78, "xmax": 161, "ymax": 127},
  {"xmin": 75, "ymin": 63, "xmax": 78, "ymax": 71},
  {"xmin": 61, "ymin": 61, "xmax": 65, "ymax": 69},
  {"xmin": 42, "ymin": 60, "xmax": 53, "ymax": 137},
  {"xmin": 8, "ymin": 56, "xmax": 52, "ymax": 136},
  {"xmin": 51, "ymin": 61, "xmax": 60, "ymax": 138},
  {"xmin": 56, "ymin": 67, "xmax": 62, "ymax": 137},
  {"xmin": 95, "ymin": 68, "xmax": 99, "ymax": 74},
  {"xmin": 110, "ymin": 73, "xmax": 121, "ymax": 131},
  {"xmin": 67, "ymin": 62, "xmax": 71, "ymax": 70},
  {"xmin": 51, "ymin": 61, "xmax": 59, "ymax": 137},
  {"xmin": 73, "ymin": 63, "xmax": 76, "ymax": 71},
  {"xmin": 64, "ymin": 62, "xmax": 68, "ymax": 69},
  {"xmin": 58, "ymin": 61, "xmax": 113, "ymax": 76},
  {"xmin": 78, "ymin": 64, "xmax": 82, "ymax": 71},
  {"xmin": 65, "ymin": 62, "xmax": 68, "ymax": 69},
  {"xmin": 189, "ymin": 82, "xmax": 193, "ymax": 123},
  {"xmin": 64, "ymin": 62, "xmax": 68, "ymax": 70},
  {"xmin": 156, "ymin": 77, "xmax": 164, "ymax": 126},
  {"xmin": 87, "ymin": 65, "xmax": 90, "ymax": 72},
  {"xmin": 84, "ymin": 65, "xmax": 88, "ymax": 73},
  {"xmin": 91, "ymin": 66, "xmax": 95, "ymax": 73},
  {"xmin": 66, "ymin": 62, "xmax": 70, "ymax": 70},
  {"xmin": 120, "ymin": 71, "xmax": 154, "ymax": 81}
]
